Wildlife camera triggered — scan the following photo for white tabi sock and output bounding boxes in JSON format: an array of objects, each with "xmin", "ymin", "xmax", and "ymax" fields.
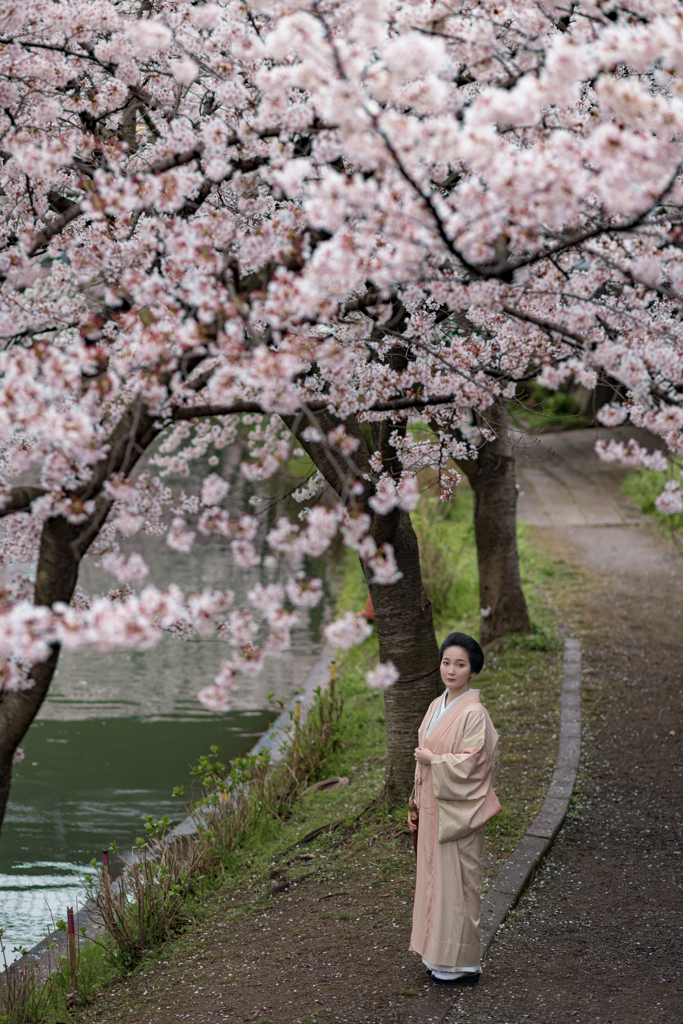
[{"xmin": 421, "ymin": 957, "xmax": 480, "ymax": 980}]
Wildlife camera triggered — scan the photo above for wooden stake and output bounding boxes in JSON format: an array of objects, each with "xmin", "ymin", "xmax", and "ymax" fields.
[
  {"xmin": 102, "ymin": 849, "xmax": 111, "ymax": 904},
  {"xmin": 293, "ymin": 698, "xmax": 301, "ymax": 765},
  {"xmin": 67, "ymin": 906, "xmax": 77, "ymax": 993}
]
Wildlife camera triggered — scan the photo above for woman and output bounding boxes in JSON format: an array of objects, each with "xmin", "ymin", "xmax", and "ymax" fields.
[{"xmin": 408, "ymin": 631, "xmax": 501, "ymax": 983}]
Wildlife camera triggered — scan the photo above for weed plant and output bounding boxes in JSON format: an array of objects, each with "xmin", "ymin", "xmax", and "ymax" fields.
[
  {"xmin": 182, "ymin": 749, "xmax": 271, "ymax": 867},
  {"xmin": 0, "ymin": 937, "xmax": 51, "ymax": 1024},
  {"xmin": 0, "ymin": 923, "xmax": 113, "ymax": 1024},
  {"xmin": 82, "ymin": 823, "xmax": 204, "ymax": 971},
  {"xmin": 262, "ymin": 680, "xmax": 343, "ymax": 816},
  {"xmin": 184, "ymin": 678, "xmax": 343, "ymax": 866},
  {"xmin": 77, "ymin": 676, "xmax": 343, "ymax": 976}
]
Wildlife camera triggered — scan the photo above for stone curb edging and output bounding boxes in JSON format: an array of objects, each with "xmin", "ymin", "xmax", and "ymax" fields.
[{"xmin": 480, "ymin": 637, "xmax": 582, "ymax": 956}]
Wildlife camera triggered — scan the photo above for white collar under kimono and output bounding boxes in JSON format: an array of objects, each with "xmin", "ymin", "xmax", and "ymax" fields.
[{"xmin": 426, "ymin": 688, "xmax": 476, "ymax": 737}]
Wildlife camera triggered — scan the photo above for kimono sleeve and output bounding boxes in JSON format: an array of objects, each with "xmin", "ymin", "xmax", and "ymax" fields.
[
  {"xmin": 429, "ymin": 707, "xmax": 500, "ymax": 842},
  {"xmin": 429, "ymin": 708, "xmax": 492, "ymax": 802}
]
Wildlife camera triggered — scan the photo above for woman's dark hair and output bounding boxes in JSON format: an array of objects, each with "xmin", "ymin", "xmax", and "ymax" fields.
[{"xmin": 439, "ymin": 632, "xmax": 484, "ymax": 675}]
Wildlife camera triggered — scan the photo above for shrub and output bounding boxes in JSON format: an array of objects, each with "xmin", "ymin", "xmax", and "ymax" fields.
[
  {"xmin": 83, "ymin": 822, "xmax": 204, "ymax": 971},
  {"xmin": 81, "ymin": 680, "xmax": 344, "ymax": 972},
  {"xmin": 0, "ymin": 941, "xmax": 51, "ymax": 1024},
  {"xmin": 0, "ymin": 923, "xmax": 110, "ymax": 1024},
  {"xmin": 186, "ymin": 682, "xmax": 344, "ymax": 867}
]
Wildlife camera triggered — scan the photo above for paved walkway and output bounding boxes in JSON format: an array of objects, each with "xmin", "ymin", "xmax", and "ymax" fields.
[
  {"xmin": 514, "ymin": 426, "xmax": 651, "ymax": 529},
  {"xmin": 444, "ymin": 426, "xmax": 683, "ymax": 1024}
]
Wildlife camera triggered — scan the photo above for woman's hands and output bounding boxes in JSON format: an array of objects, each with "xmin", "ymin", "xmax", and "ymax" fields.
[
  {"xmin": 408, "ymin": 813, "xmax": 418, "ymax": 833},
  {"xmin": 414, "ymin": 746, "xmax": 433, "ymax": 765}
]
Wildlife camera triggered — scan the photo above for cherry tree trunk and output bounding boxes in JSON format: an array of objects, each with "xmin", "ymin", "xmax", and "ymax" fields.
[
  {"xmin": 366, "ymin": 511, "xmax": 442, "ymax": 809},
  {"xmin": 459, "ymin": 400, "xmax": 531, "ymax": 646},
  {"xmin": 0, "ymin": 517, "xmax": 83, "ymax": 833},
  {"xmin": 0, "ymin": 404, "xmax": 159, "ymax": 836},
  {"xmin": 283, "ymin": 411, "xmax": 441, "ymax": 810}
]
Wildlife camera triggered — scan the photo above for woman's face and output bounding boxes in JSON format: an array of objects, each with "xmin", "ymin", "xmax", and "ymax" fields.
[{"xmin": 440, "ymin": 645, "xmax": 475, "ymax": 692}]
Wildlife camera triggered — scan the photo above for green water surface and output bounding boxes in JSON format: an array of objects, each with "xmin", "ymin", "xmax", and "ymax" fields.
[{"xmin": 1, "ymin": 712, "xmax": 275, "ymax": 957}]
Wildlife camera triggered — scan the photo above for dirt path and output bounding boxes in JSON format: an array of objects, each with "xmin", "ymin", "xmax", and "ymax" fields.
[{"xmin": 441, "ymin": 428, "xmax": 683, "ymax": 1024}]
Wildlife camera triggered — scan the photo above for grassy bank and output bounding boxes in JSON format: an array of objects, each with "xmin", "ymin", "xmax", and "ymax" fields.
[
  {"xmin": 3, "ymin": 484, "xmax": 570, "ymax": 1024},
  {"xmin": 333, "ymin": 482, "xmax": 565, "ymax": 886}
]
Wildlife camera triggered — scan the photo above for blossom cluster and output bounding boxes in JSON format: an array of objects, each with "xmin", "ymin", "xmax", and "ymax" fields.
[
  {"xmin": 0, "ymin": 585, "xmax": 229, "ymax": 689},
  {"xmin": 1, "ymin": 0, "xmax": 683, "ymax": 706}
]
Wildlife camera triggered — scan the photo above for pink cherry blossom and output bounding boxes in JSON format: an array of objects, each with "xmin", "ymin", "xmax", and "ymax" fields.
[
  {"xmin": 324, "ymin": 613, "xmax": 373, "ymax": 651},
  {"xmin": 232, "ymin": 644, "xmax": 265, "ymax": 676},
  {"xmin": 366, "ymin": 661, "xmax": 400, "ymax": 690},
  {"xmin": 367, "ymin": 543, "xmax": 403, "ymax": 586},
  {"xmin": 101, "ymin": 552, "xmax": 150, "ymax": 585},
  {"xmin": 285, "ymin": 577, "xmax": 324, "ymax": 609},
  {"xmin": 595, "ymin": 439, "xmax": 669, "ymax": 472},
  {"xmin": 0, "ymin": 0, "xmax": 682, "ymax": 722},
  {"xmin": 655, "ymin": 481, "xmax": 683, "ymax": 516},
  {"xmin": 201, "ymin": 474, "xmax": 230, "ymax": 507},
  {"xmin": 166, "ymin": 518, "xmax": 196, "ymax": 554},
  {"xmin": 197, "ymin": 684, "xmax": 232, "ymax": 713},
  {"xmin": 369, "ymin": 476, "xmax": 400, "ymax": 516},
  {"xmin": 169, "ymin": 60, "xmax": 198, "ymax": 86},
  {"xmin": 596, "ymin": 405, "xmax": 629, "ymax": 428},
  {"xmin": 397, "ymin": 475, "xmax": 420, "ymax": 512}
]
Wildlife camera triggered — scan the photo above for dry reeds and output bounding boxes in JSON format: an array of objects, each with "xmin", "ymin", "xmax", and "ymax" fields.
[
  {"xmin": 83, "ymin": 826, "xmax": 204, "ymax": 970},
  {"xmin": 0, "ymin": 948, "xmax": 51, "ymax": 1024}
]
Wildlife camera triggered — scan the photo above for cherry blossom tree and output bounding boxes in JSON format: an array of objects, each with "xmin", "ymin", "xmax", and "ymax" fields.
[{"xmin": 1, "ymin": 0, "xmax": 682, "ymax": 825}]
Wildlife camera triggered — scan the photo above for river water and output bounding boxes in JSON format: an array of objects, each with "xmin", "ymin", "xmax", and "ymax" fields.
[{"xmin": 0, "ymin": 440, "xmax": 330, "ymax": 959}]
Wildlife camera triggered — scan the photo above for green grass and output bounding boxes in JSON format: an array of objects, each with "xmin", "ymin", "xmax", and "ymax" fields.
[
  {"xmin": 0, "ymin": 937, "xmax": 119, "ymax": 1024},
  {"xmin": 304, "ymin": 480, "xmax": 564, "ymax": 887},
  {"xmin": 622, "ymin": 465, "xmax": 683, "ymax": 543},
  {"xmin": 509, "ymin": 381, "xmax": 591, "ymax": 432}
]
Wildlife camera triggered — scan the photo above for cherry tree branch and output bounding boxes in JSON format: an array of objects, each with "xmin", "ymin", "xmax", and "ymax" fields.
[
  {"xmin": 375, "ymin": 112, "xmax": 683, "ymax": 283},
  {"xmin": 500, "ymin": 305, "xmax": 587, "ymax": 348},
  {"xmin": 21, "ymin": 148, "xmax": 269, "ymax": 259},
  {"xmin": 0, "ymin": 487, "xmax": 47, "ymax": 518},
  {"xmin": 27, "ymin": 204, "xmax": 84, "ymax": 257},
  {"xmin": 169, "ymin": 390, "xmax": 469, "ymax": 422}
]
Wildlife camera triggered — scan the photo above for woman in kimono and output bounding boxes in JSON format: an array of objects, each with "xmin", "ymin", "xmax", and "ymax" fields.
[{"xmin": 408, "ymin": 631, "xmax": 501, "ymax": 983}]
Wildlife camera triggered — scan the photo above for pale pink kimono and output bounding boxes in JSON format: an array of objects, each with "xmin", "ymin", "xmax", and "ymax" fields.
[{"xmin": 409, "ymin": 690, "xmax": 501, "ymax": 970}]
